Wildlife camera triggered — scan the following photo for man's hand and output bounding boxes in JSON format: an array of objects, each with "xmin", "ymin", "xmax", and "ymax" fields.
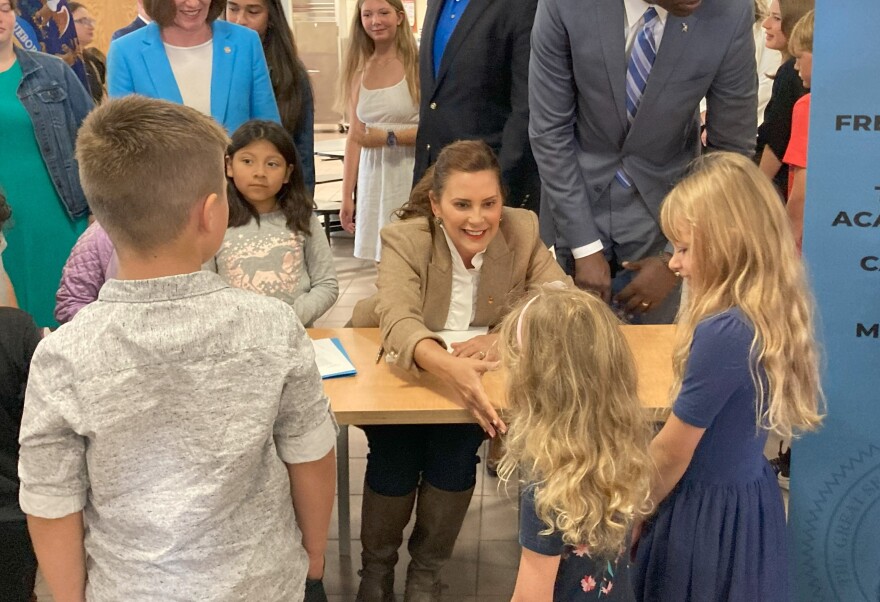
[
  {"xmin": 616, "ymin": 256, "xmax": 679, "ymax": 314},
  {"xmin": 573, "ymin": 253, "xmax": 611, "ymax": 302}
]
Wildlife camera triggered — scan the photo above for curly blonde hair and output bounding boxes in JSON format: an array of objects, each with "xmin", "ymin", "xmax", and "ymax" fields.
[
  {"xmin": 496, "ymin": 287, "xmax": 653, "ymax": 559},
  {"xmin": 661, "ymin": 152, "xmax": 824, "ymax": 439}
]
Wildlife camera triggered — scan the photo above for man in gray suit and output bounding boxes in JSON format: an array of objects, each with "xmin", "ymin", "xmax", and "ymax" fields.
[{"xmin": 530, "ymin": 0, "xmax": 757, "ymax": 322}]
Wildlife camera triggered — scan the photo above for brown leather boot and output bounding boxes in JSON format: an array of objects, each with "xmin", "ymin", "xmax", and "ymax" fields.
[
  {"xmin": 356, "ymin": 484, "xmax": 417, "ymax": 602},
  {"xmin": 404, "ymin": 482, "xmax": 476, "ymax": 602}
]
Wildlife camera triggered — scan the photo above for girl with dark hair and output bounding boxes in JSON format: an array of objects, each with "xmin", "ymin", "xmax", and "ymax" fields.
[
  {"xmin": 226, "ymin": 0, "xmax": 316, "ymax": 193},
  {"xmin": 351, "ymin": 140, "xmax": 568, "ymax": 601},
  {"xmin": 208, "ymin": 120, "xmax": 337, "ymax": 327}
]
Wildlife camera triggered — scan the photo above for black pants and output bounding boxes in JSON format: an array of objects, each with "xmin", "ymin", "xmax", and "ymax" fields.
[
  {"xmin": 0, "ymin": 519, "xmax": 37, "ymax": 602},
  {"xmin": 361, "ymin": 424, "xmax": 485, "ymax": 496}
]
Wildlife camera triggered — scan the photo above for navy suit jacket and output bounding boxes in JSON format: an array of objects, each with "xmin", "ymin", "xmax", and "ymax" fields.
[
  {"xmin": 529, "ymin": 0, "xmax": 757, "ymax": 250},
  {"xmin": 107, "ymin": 21, "xmax": 280, "ymax": 133},
  {"xmin": 110, "ymin": 16, "xmax": 147, "ymax": 41},
  {"xmin": 414, "ymin": 0, "xmax": 540, "ymax": 211}
]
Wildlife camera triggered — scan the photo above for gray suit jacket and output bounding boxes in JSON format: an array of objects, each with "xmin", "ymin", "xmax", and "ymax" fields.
[{"xmin": 529, "ymin": 0, "xmax": 757, "ymax": 251}]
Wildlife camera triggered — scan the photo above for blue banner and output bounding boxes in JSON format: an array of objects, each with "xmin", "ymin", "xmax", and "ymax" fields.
[
  {"xmin": 790, "ymin": 1, "xmax": 880, "ymax": 600},
  {"xmin": 14, "ymin": 0, "xmax": 87, "ymax": 87}
]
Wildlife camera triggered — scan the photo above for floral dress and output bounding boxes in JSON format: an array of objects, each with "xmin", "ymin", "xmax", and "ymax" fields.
[{"xmin": 520, "ymin": 485, "xmax": 635, "ymax": 601}]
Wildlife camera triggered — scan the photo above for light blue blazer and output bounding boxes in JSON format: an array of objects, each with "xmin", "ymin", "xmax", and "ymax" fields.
[{"xmin": 107, "ymin": 20, "xmax": 280, "ymax": 132}]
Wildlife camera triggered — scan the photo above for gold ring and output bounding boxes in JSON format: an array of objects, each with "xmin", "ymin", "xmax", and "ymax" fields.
[{"xmin": 478, "ymin": 351, "xmax": 486, "ymax": 359}]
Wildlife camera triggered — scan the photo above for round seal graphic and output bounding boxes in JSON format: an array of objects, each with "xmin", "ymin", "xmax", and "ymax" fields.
[{"xmin": 804, "ymin": 444, "xmax": 880, "ymax": 601}]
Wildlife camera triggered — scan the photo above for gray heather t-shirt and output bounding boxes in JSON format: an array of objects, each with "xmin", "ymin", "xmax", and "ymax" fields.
[
  {"xmin": 18, "ymin": 271, "xmax": 337, "ymax": 601},
  {"xmin": 208, "ymin": 213, "xmax": 338, "ymax": 327}
]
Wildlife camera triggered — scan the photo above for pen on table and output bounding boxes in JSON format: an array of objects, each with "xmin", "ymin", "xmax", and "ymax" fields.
[{"xmin": 375, "ymin": 346, "xmax": 385, "ymax": 364}]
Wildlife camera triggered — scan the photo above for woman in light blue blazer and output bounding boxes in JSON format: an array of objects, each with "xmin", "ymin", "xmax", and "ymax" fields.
[{"xmin": 107, "ymin": 0, "xmax": 280, "ymax": 133}]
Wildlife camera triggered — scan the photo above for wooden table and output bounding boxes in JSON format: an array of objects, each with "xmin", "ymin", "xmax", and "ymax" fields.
[{"xmin": 309, "ymin": 326, "xmax": 675, "ymax": 555}]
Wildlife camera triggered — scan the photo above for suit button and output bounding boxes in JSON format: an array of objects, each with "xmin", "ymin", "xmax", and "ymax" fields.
[
  {"xmin": 593, "ymin": 185, "xmax": 603, "ymax": 193},
  {"xmin": 426, "ymin": 144, "xmax": 431, "ymax": 151},
  {"xmin": 430, "ymin": 102, "xmax": 437, "ymax": 110}
]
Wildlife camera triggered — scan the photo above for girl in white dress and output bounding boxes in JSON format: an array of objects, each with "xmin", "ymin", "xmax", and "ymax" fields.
[{"xmin": 339, "ymin": 0, "xmax": 419, "ymax": 262}]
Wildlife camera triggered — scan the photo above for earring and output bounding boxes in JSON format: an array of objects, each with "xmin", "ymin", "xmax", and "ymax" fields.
[{"xmin": 433, "ymin": 216, "xmax": 443, "ymax": 226}]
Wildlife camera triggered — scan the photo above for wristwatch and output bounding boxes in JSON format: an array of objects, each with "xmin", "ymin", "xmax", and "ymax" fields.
[{"xmin": 385, "ymin": 130, "xmax": 398, "ymax": 147}]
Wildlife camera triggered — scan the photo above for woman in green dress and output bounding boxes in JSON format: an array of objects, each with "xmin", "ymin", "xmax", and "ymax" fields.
[{"xmin": 0, "ymin": 0, "xmax": 94, "ymax": 327}]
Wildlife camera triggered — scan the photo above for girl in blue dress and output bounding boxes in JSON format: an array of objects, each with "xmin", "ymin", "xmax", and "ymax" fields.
[
  {"xmin": 632, "ymin": 152, "xmax": 824, "ymax": 601},
  {"xmin": 498, "ymin": 286, "xmax": 654, "ymax": 601}
]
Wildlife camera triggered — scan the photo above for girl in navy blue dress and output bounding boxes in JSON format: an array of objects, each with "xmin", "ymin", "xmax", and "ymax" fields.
[
  {"xmin": 632, "ymin": 152, "xmax": 824, "ymax": 601},
  {"xmin": 497, "ymin": 286, "xmax": 654, "ymax": 601}
]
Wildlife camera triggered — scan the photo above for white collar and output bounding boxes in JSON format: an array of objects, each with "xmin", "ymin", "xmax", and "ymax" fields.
[
  {"xmin": 624, "ymin": 0, "xmax": 668, "ymax": 29},
  {"xmin": 440, "ymin": 224, "xmax": 485, "ymax": 271}
]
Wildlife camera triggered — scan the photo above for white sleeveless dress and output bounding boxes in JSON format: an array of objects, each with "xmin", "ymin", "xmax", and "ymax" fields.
[{"xmin": 355, "ymin": 78, "xmax": 419, "ymax": 262}]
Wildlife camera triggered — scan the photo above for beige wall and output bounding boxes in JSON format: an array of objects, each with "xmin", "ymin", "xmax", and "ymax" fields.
[
  {"xmin": 414, "ymin": 0, "xmax": 426, "ymax": 31},
  {"xmin": 85, "ymin": 0, "xmax": 137, "ymax": 55}
]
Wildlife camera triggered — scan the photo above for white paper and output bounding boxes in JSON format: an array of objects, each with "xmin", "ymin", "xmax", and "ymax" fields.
[
  {"xmin": 311, "ymin": 338, "xmax": 356, "ymax": 378},
  {"xmin": 434, "ymin": 327, "xmax": 489, "ymax": 351}
]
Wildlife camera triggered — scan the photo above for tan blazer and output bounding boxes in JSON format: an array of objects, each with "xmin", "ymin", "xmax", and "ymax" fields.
[{"xmin": 352, "ymin": 207, "xmax": 568, "ymax": 373}]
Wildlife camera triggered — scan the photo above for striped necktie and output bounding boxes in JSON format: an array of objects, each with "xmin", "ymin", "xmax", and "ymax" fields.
[
  {"xmin": 616, "ymin": 7, "xmax": 659, "ymax": 188},
  {"xmin": 626, "ymin": 7, "xmax": 659, "ymax": 126}
]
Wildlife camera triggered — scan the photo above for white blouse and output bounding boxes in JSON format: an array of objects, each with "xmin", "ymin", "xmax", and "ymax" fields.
[
  {"xmin": 440, "ymin": 225, "xmax": 485, "ymax": 331},
  {"xmin": 164, "ymin": 39, "xmax": 213, "ymax": 117}
]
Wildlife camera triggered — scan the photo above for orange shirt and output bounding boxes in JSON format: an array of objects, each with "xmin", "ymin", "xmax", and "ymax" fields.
[{"xmin": 783, "ymin": 94, "xmax": 811, "ymax": 198}]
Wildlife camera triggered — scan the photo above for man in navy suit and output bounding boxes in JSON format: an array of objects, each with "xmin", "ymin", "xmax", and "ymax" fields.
[
  {"xmin": 111, "ymin": 0, "xmax": 149, "ymax": 41},
  {"xmin": 530, "ymin": 0, "xmax": 757, "ymax": 323},
  {"xmin": 414, "ymin": 0, "xmax": 541, "ymax": 213}
]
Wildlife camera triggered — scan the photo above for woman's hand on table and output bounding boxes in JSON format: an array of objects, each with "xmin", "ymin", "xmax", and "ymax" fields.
[
  {"xmin": 444, "ymin": 357, "xmax": 506, "ymax": 438},
  {"xmin": 414, "ymin": 338, "xmax": 507, "ymax": 437},
  {"xmin": 450, "ymin": 333, "xmax": 499, "ymax": 361}
]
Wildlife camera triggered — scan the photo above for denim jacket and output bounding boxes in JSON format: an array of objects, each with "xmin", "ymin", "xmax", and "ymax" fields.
[{"xmin": 14, "ymin": 48, "xmax": 94, "ymax": 219}]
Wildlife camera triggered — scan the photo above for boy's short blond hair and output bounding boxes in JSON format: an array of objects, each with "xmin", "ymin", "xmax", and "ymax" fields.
[
  {"xmin": 789, "ymin": 9, "xmax": 815, "ymax": 55},
  {"xmin": 76, "ymin": 96, "xmax": 229, "ymax": 251}
]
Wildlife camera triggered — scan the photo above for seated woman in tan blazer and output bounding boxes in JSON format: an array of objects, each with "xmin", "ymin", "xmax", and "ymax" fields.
[{"xmin": 351, "ymin": 140, "xmax": 568, "ymax": 601}]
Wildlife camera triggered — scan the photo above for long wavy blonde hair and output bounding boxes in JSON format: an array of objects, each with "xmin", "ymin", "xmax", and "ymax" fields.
[
  {"xmin": 661, "ymin": 152, "xmax": 824, "ymax": 438},
  {"xmin": 337, "ymin": 0, "xmax": 419, "ymax": 112},
  {"xmin": 497, "ymin": 288, "xmax": 653, "ymax": 559}
]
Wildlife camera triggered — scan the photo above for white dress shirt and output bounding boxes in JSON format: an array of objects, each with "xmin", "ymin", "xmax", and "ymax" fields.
[{"xmin": 440, "ymin": 225, "xmax": 485, "ymax": 330}]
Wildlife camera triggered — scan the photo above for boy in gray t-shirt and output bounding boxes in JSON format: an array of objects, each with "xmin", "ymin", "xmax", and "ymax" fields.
[{"xmin": 18, "ymin": 97, "xmax": 337, "ymax": 602}]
